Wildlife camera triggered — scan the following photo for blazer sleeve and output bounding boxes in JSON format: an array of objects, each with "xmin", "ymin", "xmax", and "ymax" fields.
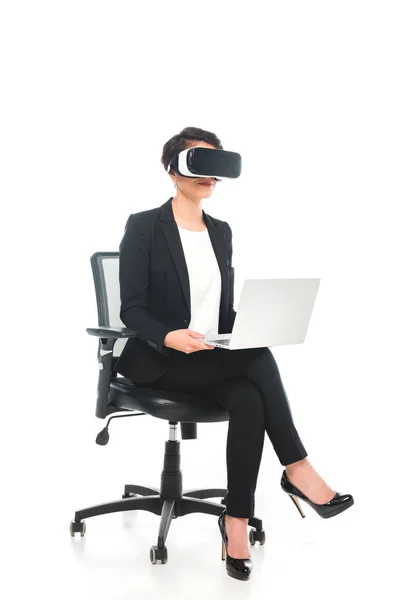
[
  {"xmin": 225, "ymin": 221, "xmax": 237, "ymax": 332},
  {"xmin": 119, "ymin": 215, "xmax": 174, "ymax": 355}
]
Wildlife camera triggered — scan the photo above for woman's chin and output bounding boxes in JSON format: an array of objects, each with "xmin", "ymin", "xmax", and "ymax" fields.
[{"xmin": 196, "ymin": 187, "xmax": 214, "ymax": 197}]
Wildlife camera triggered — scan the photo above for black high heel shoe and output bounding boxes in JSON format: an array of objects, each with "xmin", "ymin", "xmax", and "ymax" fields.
[
  {"xmin": 217, "ymin": 509, "xmax": 253, "ymax": 581},
  {"xmin": 280, "ymin": 469, "xmax": 354, "ymax": 519}
]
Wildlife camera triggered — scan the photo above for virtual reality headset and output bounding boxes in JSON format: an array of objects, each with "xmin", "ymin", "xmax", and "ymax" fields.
[{"xmin": 167, "ymin": 147, "xmax": 242, "ymax": 181}]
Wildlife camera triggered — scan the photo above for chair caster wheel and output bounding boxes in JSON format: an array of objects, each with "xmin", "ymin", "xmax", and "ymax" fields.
[
  {"xmin": 122, "ymin": 493, "xmax": 138, "ymax": 499},
  {"xmin": 70, "ymin": 520, "xmax": 86, "ymax": 537},
  {"xmin": 150, "ymin": 545, "xmax": 168, "ymax": 564},
  {"xmin": 249, "ymin": 527, "xmax": 265, "ymax": 545}
]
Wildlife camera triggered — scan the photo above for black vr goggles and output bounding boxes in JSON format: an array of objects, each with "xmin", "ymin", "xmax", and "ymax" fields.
[{"xmin": 167, "ymin": 147, "xmax": 242, "ymax": 182}]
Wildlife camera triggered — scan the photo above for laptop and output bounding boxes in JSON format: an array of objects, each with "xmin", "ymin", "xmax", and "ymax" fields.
[{"xmin": 193, "ymin": 278, "xmax": 321, "ymax": 350}]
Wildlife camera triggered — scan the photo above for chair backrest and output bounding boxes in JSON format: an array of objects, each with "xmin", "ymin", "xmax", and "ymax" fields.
[{"xmin": 90, "ymin": 251, "xmax": 127, "ymax": 358}]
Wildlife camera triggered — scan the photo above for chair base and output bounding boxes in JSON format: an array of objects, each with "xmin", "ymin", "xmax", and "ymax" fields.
[{"xmin": 71, "ymin": 434, "xmax": 265, "ymax": 563}]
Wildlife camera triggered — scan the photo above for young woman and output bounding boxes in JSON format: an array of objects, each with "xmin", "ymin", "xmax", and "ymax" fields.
[{"xmin": 116, "ymin": 126, "xmax": 354, "ymax": 581}]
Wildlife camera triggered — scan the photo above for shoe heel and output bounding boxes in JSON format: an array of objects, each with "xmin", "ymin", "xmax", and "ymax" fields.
[
  {"xmin": 221, "ymin": 539, "xmax": 226, "ymax": 561},
  {"xmin": 289, "ymin": 494, "xmax": 306, "ymax": 518}
]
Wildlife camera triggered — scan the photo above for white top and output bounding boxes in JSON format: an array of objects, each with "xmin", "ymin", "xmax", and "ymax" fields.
[{"xmin": 177, "ymin": 226, "xmax": 221, "ymax": 335}]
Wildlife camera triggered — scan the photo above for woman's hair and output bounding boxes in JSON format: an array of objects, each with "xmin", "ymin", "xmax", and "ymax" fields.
[{"xmin": 161, "ymin": 126, "xmax": 223, "ymax": 174}]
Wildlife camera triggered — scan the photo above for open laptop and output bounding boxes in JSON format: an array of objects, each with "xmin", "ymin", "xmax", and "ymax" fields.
[{"xmin": 193, "ymin": 278, "xmax": 321, "ymax": 350}]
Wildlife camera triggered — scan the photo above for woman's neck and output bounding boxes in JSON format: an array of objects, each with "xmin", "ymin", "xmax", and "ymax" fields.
[{"xmin": 171, "ymin": 196, "xmax": 205, "ymax": 229}]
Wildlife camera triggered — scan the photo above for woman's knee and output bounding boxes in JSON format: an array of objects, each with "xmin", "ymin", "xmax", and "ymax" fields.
[{"xmin": 247, "ymin": 346, "xmax": 279, "ymax": 377}]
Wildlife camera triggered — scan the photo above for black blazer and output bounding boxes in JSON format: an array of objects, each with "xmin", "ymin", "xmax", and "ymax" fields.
[{"xmin": 115, "ymin": 196, "xmax": 237, "ymax": 384}]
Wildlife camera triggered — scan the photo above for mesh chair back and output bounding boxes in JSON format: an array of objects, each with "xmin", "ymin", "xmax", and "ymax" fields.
[{"xmin": 90, "ymin": 252, "xmax": 127, "ymax": 358}]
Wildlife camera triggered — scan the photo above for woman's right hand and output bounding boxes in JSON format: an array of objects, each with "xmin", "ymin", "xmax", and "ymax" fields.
[{"xmin": 164, "ymin": 329, "xmax": 215, "ymax": 353}]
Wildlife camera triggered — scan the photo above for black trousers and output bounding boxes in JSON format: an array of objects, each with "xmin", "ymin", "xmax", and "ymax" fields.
[{"xmin": 148, "ymin": 345, "xmax": 308, "ymax": 518}]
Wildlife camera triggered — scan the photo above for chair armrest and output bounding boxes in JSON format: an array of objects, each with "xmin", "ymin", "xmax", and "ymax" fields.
[
  {"xmin": 86, "ymin": 327, "xmax": 138, "ymax": 418},
  {"xmin": 86, "ymin": 326, "xmax": 138, "ymax": 339}
]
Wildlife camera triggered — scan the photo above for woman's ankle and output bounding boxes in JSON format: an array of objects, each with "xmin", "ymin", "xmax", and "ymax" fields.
[
  {"xmin": 226, "ymin": 514, "xmax": 249, "ymax": 525},
  {"xmin": 286, "ymin": 457, "xmax": 309, "ymax": 473}
]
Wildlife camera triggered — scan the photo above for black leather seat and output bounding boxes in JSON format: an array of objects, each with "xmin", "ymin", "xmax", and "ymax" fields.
[
  {"xmin": 109, "ymin": 376, "xmax": 228, "ymax": 421},
  {"xmin": 70, "ymin": 251, "xmax": 265, "ymax": 565}
]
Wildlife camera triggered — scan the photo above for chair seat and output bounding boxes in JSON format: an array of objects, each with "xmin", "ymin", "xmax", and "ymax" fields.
[{"xmin": 109, "ymin": 377, "xmax": 229, "ymax": 422}]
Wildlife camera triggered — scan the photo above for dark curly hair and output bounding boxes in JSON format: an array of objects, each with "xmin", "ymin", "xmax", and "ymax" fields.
[{"xmin": 161, "ymin": 126, "xmax": 223, "ymax": 174}]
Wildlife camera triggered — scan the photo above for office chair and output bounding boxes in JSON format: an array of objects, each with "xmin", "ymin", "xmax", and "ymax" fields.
[{"xmin": 70, "ymin": 251, "xmax": 265, "ymax": 564}]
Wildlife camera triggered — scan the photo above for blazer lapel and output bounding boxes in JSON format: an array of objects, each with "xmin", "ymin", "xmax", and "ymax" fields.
[
  {"xmin": 204, "ymin": 210, "xmax": 229, "ymax": 327},
  {"xmin": 159, "ymin": 197, "xmax": 229, "ymax": 322}
]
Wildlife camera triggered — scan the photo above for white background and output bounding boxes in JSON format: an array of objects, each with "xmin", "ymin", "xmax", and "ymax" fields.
[{"xmin": 1, "ymin": 1, "xmax": 399, "ymax": 598}]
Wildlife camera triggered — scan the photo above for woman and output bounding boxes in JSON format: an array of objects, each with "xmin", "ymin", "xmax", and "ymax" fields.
[{"xmin": 117, "ymin": 126, "xmax": 354, "ymax": 581}]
